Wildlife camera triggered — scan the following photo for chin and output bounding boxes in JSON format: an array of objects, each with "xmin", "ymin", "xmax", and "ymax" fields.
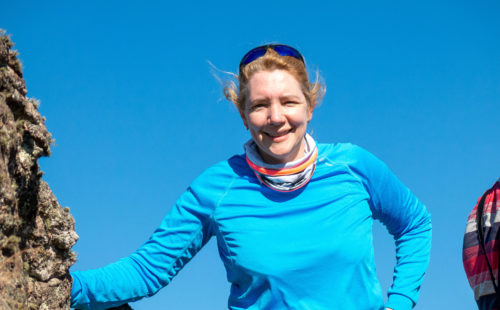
[{"xmin": 265, "ymin": 150, "xmax": 294, "ymax": 163}]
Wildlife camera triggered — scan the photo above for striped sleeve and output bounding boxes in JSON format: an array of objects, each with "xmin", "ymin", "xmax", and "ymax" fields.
[{"xmin": 463, "ymin": 180, "xmax": 500, "ymax": 301}]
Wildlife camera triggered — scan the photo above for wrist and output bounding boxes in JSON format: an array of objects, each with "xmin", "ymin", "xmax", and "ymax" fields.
[{"xmin": 386, "ymin": 293, "xmax": 414, "ymax": 310}]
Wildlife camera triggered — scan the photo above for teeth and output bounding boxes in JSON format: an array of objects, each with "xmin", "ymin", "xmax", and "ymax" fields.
[{"xmin": 267, "ymin": 130, "xmax": 290, "ymax": 137}]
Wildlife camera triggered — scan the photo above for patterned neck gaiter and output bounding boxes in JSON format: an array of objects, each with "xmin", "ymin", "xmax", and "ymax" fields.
[{"xmin": 244, "ymin": 134, "xmax": 318, "ymax": 192}]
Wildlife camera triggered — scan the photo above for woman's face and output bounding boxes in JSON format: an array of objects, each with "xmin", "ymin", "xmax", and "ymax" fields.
[{"xmin": 241, "ymin": 69, "xmax": 312, "ymax": 164}]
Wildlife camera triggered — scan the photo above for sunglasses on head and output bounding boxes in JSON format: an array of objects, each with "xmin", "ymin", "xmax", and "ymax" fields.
[{"xmin": 239, "ymin": 44, "xmax": 305, "ymax": 72}]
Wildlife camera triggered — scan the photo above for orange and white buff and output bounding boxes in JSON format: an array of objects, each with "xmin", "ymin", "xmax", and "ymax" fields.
[{"xmin": 244, "ymin": 133, "xmax": 318, "ymax": 192}]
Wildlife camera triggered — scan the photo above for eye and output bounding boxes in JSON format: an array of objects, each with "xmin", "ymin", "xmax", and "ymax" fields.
[
  {"xmin": 281, "ymin": 96, "xmax": 301, "ymax": 106},
  {"xmin": 249, "ymin": 102, "xmax": 267, "ymax": 111}
]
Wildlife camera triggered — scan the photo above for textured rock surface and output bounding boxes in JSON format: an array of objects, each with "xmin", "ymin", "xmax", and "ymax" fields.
[{"xmin": 0, "ymin": 32, "xmax": 78, "ymax": 309}]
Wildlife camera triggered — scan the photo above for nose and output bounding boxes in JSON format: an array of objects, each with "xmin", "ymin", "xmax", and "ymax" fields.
[{"xmin": 268, "ymin": 103, "xmax": 285, "ymax": 125}]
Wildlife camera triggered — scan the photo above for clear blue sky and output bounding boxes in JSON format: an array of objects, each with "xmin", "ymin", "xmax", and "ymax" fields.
[{"xmin": 3, "ymin": 1, "xmax": 499, "ymax": 309}]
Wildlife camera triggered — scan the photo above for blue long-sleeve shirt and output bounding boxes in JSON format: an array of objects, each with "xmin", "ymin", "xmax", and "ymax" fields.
[{"xmin": 71, "ymin": 143, "xmax": 431, "ymax": 310}]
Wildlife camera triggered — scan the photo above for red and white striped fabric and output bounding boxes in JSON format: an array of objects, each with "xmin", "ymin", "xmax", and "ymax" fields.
[{"xmin": 463, "ymin": 180, "xmax": 500, "ymax": 305}]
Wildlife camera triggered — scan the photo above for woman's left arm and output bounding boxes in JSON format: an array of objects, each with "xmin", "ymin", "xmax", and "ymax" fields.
[{"xmin": 350, "ymin": 146, "xmax": 431, "ymax": 310}]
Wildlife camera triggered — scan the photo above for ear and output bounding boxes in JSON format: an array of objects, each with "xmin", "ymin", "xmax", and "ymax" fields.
[
  {"xmin": 240, "ymin": 110, "xmax": 249, "ymax": 130},
  {"xmin": 307, "ymin": 101, "xmax": 315, "ymax": 122}
]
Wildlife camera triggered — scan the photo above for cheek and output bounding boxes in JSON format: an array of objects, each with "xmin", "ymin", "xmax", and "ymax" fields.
[
  {"xmin": 246, "ymin": 113, "xmax": 266, "ymax": 130},
  {"xmin": 291, "ymin": 109, "xmax": 311, "ymax": 126}
]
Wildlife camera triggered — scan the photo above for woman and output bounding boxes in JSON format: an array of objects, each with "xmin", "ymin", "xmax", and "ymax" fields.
[{"xmin": 71, "ymin": 44, "xmax": 431, "ymax": 310}]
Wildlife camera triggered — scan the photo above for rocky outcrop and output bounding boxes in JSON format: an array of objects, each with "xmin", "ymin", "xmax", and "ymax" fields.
[{"xmin": 0, "ymin": 31, "xmax": 78, "ymax": 309}]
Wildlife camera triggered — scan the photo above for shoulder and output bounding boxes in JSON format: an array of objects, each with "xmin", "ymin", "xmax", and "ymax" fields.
[
  {"xmin": 190, "ymin": 153, "xmax": 250, "ymax": 192},
  {"xmin": 316, "ymin": 142, "xmax": 391, "ymax": 187},
  {"xmin": 317, "ymin": 142, "xmax": 377, "ymax": 165}
]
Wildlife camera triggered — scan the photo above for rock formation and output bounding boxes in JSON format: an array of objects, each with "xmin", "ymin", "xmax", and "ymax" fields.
[{"xmin": 0, "ymin": 31, "xmax": 78, "ymax": 309}]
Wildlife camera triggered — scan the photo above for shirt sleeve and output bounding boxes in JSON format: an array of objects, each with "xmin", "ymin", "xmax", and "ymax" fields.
[
  {"xmin": 348, "ymin": 145, "xmax": 431, "ymax": 310},
  {"xmin": 70, "ymin": 172, "xmax": 220, "ymax": 310}
]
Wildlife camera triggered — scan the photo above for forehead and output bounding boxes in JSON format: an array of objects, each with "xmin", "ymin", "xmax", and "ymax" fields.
[{"xmin": 247, "ymin": 70, "xmax": 303, "ymax": 99}]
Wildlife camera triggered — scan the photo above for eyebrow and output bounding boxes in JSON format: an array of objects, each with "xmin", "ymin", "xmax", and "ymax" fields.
[
  {"xmin": 250, "ymin": 94, "xmax": 302, "ymax": 105},
  {"xmin": 280, "ymin": 95, "xmax": 301, "ymax": 102}
]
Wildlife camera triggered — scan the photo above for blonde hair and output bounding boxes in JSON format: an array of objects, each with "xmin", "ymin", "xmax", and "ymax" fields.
[{"xmin": 223, "ymin": 48, "xmax": 325, "ymax": 112}]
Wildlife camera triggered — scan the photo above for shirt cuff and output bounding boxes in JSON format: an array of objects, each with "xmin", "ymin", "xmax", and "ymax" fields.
[
  {"xmin": 70, "ymin": 271, "xmax": 83, "ymax": 308},
  {"xmin": 386, "ymin": 293, "xmax": 414, "ymax": 310}
]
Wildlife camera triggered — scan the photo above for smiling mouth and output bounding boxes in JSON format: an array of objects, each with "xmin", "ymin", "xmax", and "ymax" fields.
[{"xmin": 265, "ymin": 129, "xmax": 292, "ymax": 141}]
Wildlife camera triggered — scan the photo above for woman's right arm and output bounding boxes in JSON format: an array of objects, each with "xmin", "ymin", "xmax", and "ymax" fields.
[{"xmin": 70, "ymin": 165, "xmax": 228, "ymax": 310}]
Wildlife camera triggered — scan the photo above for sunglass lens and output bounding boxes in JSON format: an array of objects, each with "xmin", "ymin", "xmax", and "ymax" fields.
[
  {"xmin": 241, "ymin": 47, "xmax": 267, "ymax": 67},
  {"xmin": 273, "ymin": 45, "xmax": 302, "ymax": 61}
]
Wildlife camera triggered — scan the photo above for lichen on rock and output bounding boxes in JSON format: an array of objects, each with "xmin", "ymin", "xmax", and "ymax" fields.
[{"xmin": 0, "ymin": 31, "xmax": 78, "ymax": 309}]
